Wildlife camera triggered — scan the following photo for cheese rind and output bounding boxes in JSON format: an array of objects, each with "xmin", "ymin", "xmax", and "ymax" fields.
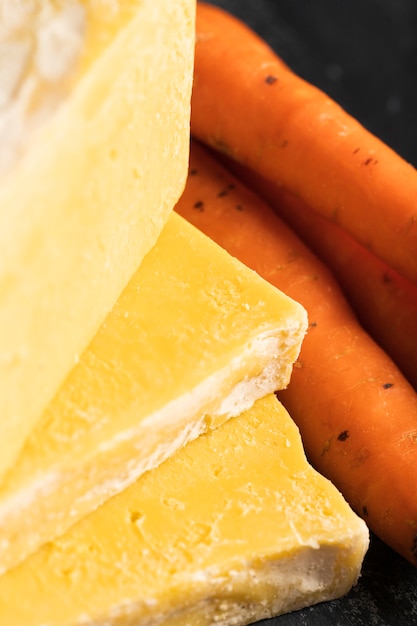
[
  {"xmin": 0, "ymin": 395, "xmax": 369, "ymax": 626},
  {"xmin": 0, "ymin": 213, "xmax": 308, "ymax": 574},
  {"xmin": 0, "ymin": 0, "xmax": 195, "ymax": 480}
]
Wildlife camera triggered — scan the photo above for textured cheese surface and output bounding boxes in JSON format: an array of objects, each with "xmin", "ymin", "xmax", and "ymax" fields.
[
  {"xmin": 0, "ymin": 213, "xmax": 308, "ymax": 574},
  {"xmin": 0, "ymin": 394, "xmax": 369, "ymax": 626},
  {"xmin": 0, "ymin": 0, "xmax": 195, "ymax": 481}
]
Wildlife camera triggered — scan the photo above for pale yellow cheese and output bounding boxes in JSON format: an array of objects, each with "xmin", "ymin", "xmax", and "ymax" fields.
[
  {"xmin": 0, "ymin": 0, "xmax": 195, "ymax": 480},
  {"xmin": 0, "ymin": 212, "xmax": 308, "ymax": 574},
  {"xmin": 0, "ymin": 394, "xmax": 369, "ymax": 626}
]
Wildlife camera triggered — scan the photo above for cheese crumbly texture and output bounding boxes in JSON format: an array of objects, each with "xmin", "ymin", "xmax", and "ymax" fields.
[
  {"xmin": 0, "ymin": 0, "xmax": 195, "ymax": 481},
  {"xmin": 0, "ymin": 213, "xmax": 308, "ymax": 574},
  {"xmin": 0, "ymin": 394, "xmax": 369, "ymax": 626},
  {"xmin": 0, "ymin": 0, "xmax": 143, "ymax": 172}
]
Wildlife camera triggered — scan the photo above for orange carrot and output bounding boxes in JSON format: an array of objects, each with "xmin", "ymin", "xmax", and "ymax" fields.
[
  {"xmin": 191, "ymin": 2, "xmax": 417, "ymax": 286},
  {"xmin": 175, "ymin": 139, "xmax": 417, "ymax": 566},
  {"xmin": 225, "ymin": 161, "xmax": 417, "ymax": 391}
]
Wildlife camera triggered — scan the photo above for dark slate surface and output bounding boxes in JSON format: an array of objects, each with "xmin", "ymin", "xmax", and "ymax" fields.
[{"xmin": 201, "ymin": 2, "xmax": 417, "ymax": 624}]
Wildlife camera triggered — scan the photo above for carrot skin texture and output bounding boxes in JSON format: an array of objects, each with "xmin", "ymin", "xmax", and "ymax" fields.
[
  {"xmin": 175, "ymin": 139, "xmax": 417, "ymax": 566},
  {"xmin": 226, "ymin": 161, "xmax": 417, "ymax": 391},
  {"xmin": 191, "ymin": 2, "xmax": 417, "ymax": 286}
]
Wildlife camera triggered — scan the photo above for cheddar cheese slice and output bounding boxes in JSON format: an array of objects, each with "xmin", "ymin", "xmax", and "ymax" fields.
[
  {"xmin": 0, "ymin": 213, "xmax": 308, "ymax": 574},
  {"xmin": 0, "ymin": 394, "xmax": 369, "ymax": 626},
  {"xmin": 0, "ymin": 0, "xmax": 195, "ymax": 480}
]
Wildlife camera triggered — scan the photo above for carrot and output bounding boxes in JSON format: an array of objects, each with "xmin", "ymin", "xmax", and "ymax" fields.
[
  {"xmin": 191, "ymin": 2, "xmax": 417, "ymax": 287},
  {"xmin": 175, "ymin": 139, "xmax": 417, "ymax": 566},
  {"xmin": 224, "ymin": 161, "xmax": 417, "ymax": 391}
]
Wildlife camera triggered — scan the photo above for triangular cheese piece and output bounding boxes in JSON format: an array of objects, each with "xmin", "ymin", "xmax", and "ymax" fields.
[
  {"xmin": 0, "ymin": 213, "xmax": 307, "ymax": 573},
  {"xmin": 0, "ymin": 394, "xmax": 369, "ymax": 625}
]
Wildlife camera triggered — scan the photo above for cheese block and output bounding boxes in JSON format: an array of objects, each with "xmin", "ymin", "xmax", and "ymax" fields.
[
  {"xmin": 0, "ymin": 0, "xmax": 195, "ymax": 480},
  {"xmin": 0, "ymin": 394, "xmax": 369, "ymax": 626},
  {"xmin": 0, "ymin": 212, "xmax": 308, "ymax": 574}
]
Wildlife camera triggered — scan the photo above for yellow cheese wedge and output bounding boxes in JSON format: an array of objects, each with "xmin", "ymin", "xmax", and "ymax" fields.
[
  {"xmin": 0, "ymin": 394, "xmax": 369, "ymax": 626},
  {"xmin": 0, "ymin": 0, "xmax": 195, "ymax": 480},
  {"xmin": 0, "ymin": 212, "xmax": 308, "ymax": 574}
]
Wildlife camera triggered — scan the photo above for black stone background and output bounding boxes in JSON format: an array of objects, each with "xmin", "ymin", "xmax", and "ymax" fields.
[{"xmin": 201, "ymin": 2, "xmax": 417, "ymax": 625}]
